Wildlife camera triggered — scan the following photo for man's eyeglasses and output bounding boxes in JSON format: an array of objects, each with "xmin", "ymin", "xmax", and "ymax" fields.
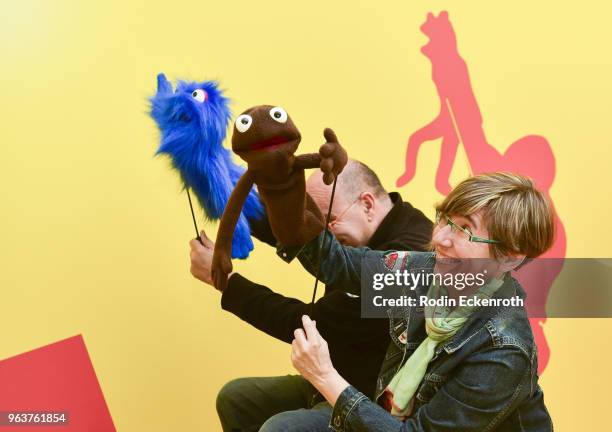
[
  {"xmin": 328, "ymin": 196, "xmax": 361, "ymax": 229},
  {"xmin": 435, "ymin": 211, "xmax": 501, "ymax": 244}
]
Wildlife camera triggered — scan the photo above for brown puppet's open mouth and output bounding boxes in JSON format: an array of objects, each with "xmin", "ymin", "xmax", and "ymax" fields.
[{"xmin": 250, "ymin": 135, "xmax": 297, "ymax": 151}]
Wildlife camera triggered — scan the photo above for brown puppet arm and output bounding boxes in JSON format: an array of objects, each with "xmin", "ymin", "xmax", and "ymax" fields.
[
  {"xmin": 294, "ymin": 128, "xmax": 347, "ymax": 185},
  {"xmin": 212, "ymin": 171, "xmax": 255, "ymax": 291},
  {"xmin": 293, "ymin": 153, "xmax": 321, "ymax": 170}
]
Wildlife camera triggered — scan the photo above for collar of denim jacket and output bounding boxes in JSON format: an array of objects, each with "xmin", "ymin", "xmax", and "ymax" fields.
[{"xmin": 436, "ymin": 275, "xmax": 527, "ymax": 354}]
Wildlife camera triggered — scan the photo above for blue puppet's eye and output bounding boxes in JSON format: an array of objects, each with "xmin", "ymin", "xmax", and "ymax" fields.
[
  {"xmin": 191, "ymin": 89, "xmax": 207, "ymax": 103},
  {"xmin": 235, "ymin": 114, "xmax": 253, "ymax": 133},
  {"xmin": 269, "ymin": 106, "xmax": 288, "ymax": 123}
]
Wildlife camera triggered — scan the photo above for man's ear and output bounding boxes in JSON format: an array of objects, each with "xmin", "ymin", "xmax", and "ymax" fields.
[
  {"xmin": 499, "ymin": 253, "xmax": 527, "ymax": 273},
  {"xmin": 360, "ymin": 192, "xmax": 376, "ymax": 212}
]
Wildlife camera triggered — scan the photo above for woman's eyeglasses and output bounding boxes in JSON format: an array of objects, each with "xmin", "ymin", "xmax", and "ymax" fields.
[{"xmin": 435, "ymin": 211, "xmax": 501, "ymax": 244}]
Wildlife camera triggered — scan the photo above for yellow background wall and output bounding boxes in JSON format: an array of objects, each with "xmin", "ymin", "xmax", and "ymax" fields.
[{"xmin": 1, "ymin": 0, "xmax": 610, "ymax": 430}]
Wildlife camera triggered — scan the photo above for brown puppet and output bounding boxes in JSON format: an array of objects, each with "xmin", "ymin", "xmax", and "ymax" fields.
[{"xmin": 212, "ymin": 105, "xmax": 348, "ymax": 291}]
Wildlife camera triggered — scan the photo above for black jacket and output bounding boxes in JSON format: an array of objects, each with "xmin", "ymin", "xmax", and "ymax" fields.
[{"xmin": 221, "ymin": 192, "xmax": 433, "ymax": 398}]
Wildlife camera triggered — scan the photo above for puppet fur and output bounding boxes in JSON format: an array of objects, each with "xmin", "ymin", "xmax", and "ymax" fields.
[{"xmin": 149, "ymin": 73, "xmax": 263, "ymax": 258}]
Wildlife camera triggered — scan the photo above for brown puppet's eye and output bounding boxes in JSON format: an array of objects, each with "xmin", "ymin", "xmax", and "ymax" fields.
[
  {"xmin": 235, "ymin": 114, "xmax": 253, "ymax": 133},
  {"xmin": 269, "ymin": 107, "xmax": 288, "ymax": 123}
]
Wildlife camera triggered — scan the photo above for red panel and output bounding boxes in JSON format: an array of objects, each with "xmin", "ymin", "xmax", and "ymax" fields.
[{"xmin": 0, "ymin": 335, "xmax": 115, "ymax": 431}]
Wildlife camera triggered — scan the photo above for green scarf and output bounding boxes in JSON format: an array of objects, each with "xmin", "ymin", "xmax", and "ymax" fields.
[{"xmin": 385, "ymin": 277, "xmax": 504, "ymax": 418}]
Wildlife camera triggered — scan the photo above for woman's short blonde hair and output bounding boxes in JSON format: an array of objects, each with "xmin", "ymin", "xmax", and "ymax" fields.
[{"xmin": 435, "ymin": 172, "xmax": 555, "ymax": 259}]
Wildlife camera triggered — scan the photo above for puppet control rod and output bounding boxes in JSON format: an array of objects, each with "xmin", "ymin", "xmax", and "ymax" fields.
[
  {"xmin": 186, "ymin": 175, "xmax": 338, "ymax": 313},
  {"xmin": 310, "ymin": 175, "xmax": 339, "ymax": 315},
  {"xmin": 187, "ymin": 187, "xmax": 204, "ymax": 246}
]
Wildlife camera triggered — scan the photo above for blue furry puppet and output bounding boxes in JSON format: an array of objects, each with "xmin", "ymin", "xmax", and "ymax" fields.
[{"xmin": 149, "ymin": 73, "xmax": 264, "ymax": 258}]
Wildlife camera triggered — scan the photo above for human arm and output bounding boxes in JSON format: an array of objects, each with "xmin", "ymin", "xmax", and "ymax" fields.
[
  {"xmin": 190, "ymin": 230, "xmax": 314, "ymax": 343},
  {"xmin": 294, "ymin": 322, "xmax": 534, "ymax": 432},
  {"xmin": 281, "ymin": 230, "xmax": 382, "ymax": 296},
  {"xmin": 222, "ymin": 273, "xmax": 313, "ymax": 343}
]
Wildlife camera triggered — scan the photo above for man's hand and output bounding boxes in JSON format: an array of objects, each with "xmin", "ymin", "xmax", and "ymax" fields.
[{"xmin": 189, "ymin": 230, "xmax": 216, "ymax": 287}]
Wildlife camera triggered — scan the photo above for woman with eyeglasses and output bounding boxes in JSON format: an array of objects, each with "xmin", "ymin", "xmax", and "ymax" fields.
[{"xmin": 287, "ymin": 172, "xmax": 555, "ymax": 431}]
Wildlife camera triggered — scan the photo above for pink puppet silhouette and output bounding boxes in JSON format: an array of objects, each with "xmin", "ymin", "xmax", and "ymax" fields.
[{"xmin": 397, "ymin": 11, "xmax": 566, "ymax": 374}]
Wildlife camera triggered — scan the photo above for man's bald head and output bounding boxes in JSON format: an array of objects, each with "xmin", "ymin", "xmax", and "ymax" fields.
[
  {"xmin": 306, "ymin": 160, "xmax": 392, "ymax": 246},
  {"xmin": 307, "ymin": 160, "xmax": 386, "ymax": 209}
]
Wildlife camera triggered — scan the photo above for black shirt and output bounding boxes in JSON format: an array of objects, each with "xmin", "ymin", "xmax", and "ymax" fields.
[{"xmin": 221, "ymin": 192, "xmax": 433, "ymax": 399}]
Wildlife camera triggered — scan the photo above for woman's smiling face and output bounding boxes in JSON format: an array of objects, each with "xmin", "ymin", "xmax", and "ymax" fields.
[
  {"xmin": 432, "ymin": 210, "xmax": 492, "ymax": 260},
  {"xmin": 432, "ymin": 210, "xmax": 506, "ymax": 288}
]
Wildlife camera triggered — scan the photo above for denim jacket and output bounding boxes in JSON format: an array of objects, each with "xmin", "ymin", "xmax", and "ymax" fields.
[{"xmin": 281, "ymin": 232, "xmax": 553, "ymax": 432}]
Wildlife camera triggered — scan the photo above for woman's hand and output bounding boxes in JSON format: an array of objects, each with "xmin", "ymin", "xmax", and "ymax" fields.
[{"xmin": 291, "ymin": 315, "xmax": 350, "ymax": 406}]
